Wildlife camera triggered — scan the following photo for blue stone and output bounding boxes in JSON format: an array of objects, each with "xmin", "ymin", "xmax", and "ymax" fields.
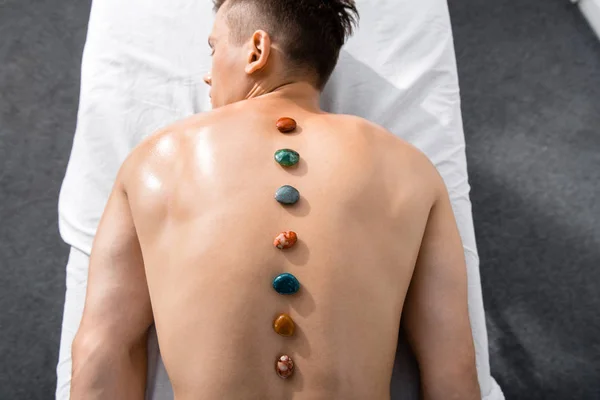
[
  {"xmin": 272, "ymin": 273, "xmax": 300, "ymax": 295},
  {"xmin": 275, "ymin": 185, "xmax": 300, "ymax": 205}
]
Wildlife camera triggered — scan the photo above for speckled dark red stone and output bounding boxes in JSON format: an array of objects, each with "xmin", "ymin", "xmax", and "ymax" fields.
[{"xmin": 275, "ymin": 354, "xmax": 295, "ymax": 379}]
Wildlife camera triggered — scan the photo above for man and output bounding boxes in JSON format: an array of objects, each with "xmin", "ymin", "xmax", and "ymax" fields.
[{"xmin": 70, "ymin": 0, "xmax": 480, "ymax": 399}]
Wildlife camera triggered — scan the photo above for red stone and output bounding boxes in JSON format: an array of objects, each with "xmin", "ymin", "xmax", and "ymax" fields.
[{"xmin": 276, "ymin": 117, "xmax": 297, "ymax": 133}]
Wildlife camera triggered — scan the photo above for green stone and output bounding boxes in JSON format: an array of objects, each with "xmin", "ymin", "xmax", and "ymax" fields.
[{"xmin": 274, "ymin": 149, "xmax": 300, "ymax": 167}]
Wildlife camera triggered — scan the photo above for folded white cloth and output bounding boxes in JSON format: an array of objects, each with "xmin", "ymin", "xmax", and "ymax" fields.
[{"xmin": 56, "ymin": 0, "xmax": 503, "ymax": 399}]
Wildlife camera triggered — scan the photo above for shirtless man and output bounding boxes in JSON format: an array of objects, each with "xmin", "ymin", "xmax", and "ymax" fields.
[{"xmin": 70, "ymin": 0, "xmax": 480, "ymax": 399}]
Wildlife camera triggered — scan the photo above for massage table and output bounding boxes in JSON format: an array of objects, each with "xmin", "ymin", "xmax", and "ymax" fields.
[{"xmin": 56, "ymin": 0, "xmax": 504, "ymax": 399}]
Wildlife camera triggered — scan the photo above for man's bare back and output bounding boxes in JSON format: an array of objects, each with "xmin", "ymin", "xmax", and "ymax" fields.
[
  {"xmin": 87, "ymin": 89, "xmax": 465, "ymax": 399},
  {"xmin": 71, "ymin": 1, "xmax": 479, "ymax": 398}
]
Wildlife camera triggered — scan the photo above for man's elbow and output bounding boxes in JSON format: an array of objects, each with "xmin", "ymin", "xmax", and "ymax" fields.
[
  {"xmin": 421, "ymin": 363, "xmax": 481, "ymax": 400},
  {"xmin": 70, "ymin": 331, "xmax": 115, "ymax": 396},
  {"xmin": 71, "ymin": 330, "xmax": 147, "ymax": 396}
]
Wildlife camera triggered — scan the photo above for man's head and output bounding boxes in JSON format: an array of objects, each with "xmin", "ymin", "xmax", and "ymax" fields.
[{"xmin": 205, "ymin": 0, "xmax": 358, "ymax": 108}]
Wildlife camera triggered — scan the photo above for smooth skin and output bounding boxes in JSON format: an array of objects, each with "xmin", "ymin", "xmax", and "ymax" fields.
[{"xmin": 71, "ymin": 4, "xmax": 480, "ymax": 400}]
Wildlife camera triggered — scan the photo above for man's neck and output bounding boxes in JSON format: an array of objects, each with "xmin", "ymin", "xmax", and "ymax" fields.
[{"xmin": 245, "ymin": 81, "xmax": 322, "ymax": 112}]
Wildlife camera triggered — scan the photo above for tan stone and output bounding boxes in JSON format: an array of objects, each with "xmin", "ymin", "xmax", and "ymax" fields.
[{"xmin": 273, "ymin": 313, "xmax": 295, "ymax": 337}]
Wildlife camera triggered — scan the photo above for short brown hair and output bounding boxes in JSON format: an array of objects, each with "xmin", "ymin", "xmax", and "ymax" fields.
[{"xmin": 213, "ymin": 0, "xmax": 359, "ymax": 89}]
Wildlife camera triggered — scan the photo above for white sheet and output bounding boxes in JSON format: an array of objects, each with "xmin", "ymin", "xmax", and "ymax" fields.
[{"xmin": 57, "ymin": 0, "xmax": 503, "ymax": 399}]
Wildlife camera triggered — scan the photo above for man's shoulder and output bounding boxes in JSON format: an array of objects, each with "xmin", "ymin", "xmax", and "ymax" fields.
[
  {"xmin": 327, "ymin": 114, "xmax": 404, "ymax": 143},
  {"xmin": 127, "ymin": 109, "xmax": 219, "ymax": 161},
  {"xmin": 122, "ymin": 104, "xmax": 247, "ymax": 173},
  {"xmin": 116, "ymin": 126, "xmax": 187, "ymax": 193},
  {"xmin": 330, "ymin": 114, "xmax": 434, "ymax": 165},
  {"xmin": 331, "ymin": 114, "xmax": 444, "ymax": 195}
]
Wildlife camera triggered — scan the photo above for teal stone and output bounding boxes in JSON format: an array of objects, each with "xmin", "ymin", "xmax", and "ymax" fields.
[
  {"xmin": 272, "ymin": 273, "xmax": 300, "ymax": 295},
  {"xmin": 275, "ymin": 185, "xmax": 300, "ymax": 205},
  {"xmin": 274, "ymin": 149, "xmax": 300, "ymax": 167}
]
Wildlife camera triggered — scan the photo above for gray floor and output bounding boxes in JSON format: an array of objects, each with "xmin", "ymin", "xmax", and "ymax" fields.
[
  {"xmin": 452, "ymin": 0, "xmax": 600, "ymax": 398},
  {"xmin": 0, "ymin": 0, "xmax": 599, "ymax": 399},
  {"xmin": 1, "ymin": 0, "xmax": 89, "ymax": 398}
]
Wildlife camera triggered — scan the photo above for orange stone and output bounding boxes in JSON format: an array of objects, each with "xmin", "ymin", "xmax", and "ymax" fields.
[
  {"xmin": 273, "ymin": 231, "xmax": 298, "ymax": 250},
  {"xmin": 273, "ymin": 313, "xmax": 296, "ymax": 337},
  {"xmin": 276, "ymin": 117, "xmax": 297, "ymax": 133}
]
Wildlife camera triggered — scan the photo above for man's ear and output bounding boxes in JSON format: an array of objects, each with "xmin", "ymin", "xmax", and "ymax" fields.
[{"xmin": 245, "ymin": 30, "xmax": 271, "ymax": 75}]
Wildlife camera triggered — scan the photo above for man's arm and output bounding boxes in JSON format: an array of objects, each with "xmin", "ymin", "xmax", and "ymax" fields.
[
  {"xmin": 402, "ymin": 172, "xmax": 481, "ymax": 400},
  {"xmin": 70, "ymin": 159, "xmax": 153, "ymax": 400}
]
